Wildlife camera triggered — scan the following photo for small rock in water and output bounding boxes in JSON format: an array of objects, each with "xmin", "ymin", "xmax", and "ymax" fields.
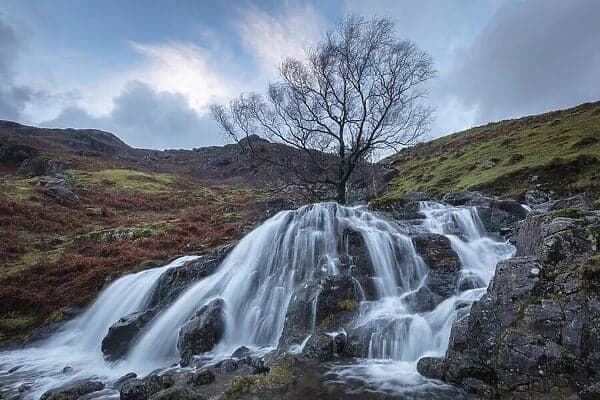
[
  {"xmin": 18, "ymin": 383, "xmax": 31, "ymax": 392},
  {"xmin": 8, "ymin": 365, "xmax": 21, "ymax": 373},
  {"xmin": 62, "ymin": 366, "xmax": 73, "ymax": 374},
  {"xmin": 113, "ymin": 372, "xmax": 138, "ymax": 389}
]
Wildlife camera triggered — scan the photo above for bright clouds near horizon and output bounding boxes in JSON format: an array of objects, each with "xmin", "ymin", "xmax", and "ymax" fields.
[{"xmin": 1, "ymin": 0, "xmax": 600, "ymax": 149}]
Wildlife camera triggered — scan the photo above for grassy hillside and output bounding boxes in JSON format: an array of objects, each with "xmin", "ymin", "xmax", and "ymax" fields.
[
  {"xmin": 0, "ymin": 166, "xmax": 276, "ymax": 345},
  {"xmin": 377, "ymin": 101, "xmax": 600, "ymax": 204}
]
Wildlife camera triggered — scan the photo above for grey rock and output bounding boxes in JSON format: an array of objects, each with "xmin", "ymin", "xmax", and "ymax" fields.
[
  {"xmin": 120, "ymin": 376, "xmax": 163, "ymax": 400},
  {"xmin": 525, "ymin": 189, "xmax": 550, "ymax": 206},
  {"xmin": 177, "ymin": 298, "xmax": 225, "ymax": 366},
  {"xmin": 42, "ymin": 186, "xmax": 79, "ymax": 203},
  {"xmin": 148, "ymin": 386, "xmax": 205, "ymax": 400},
  {"xmin": 40, "ymin": 380, "xmax": 104, "ymax": 400},
  {"xmin": 102, "ymin": 308, "xmax": 158, "ymax": 360},
  {"xmin": 302, "ymin": 332, "xmax": 347, "ymax": 361},
  {"xmin": 190, "ymin": 369, "xmax": 215, "ymax": 386}
]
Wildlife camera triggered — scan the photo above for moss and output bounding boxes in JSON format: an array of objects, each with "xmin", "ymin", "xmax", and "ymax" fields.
[
  {"xmin": 318, "ymin": 315, "xmax": 337, "ymax": 329},
  {"xmin": 553, "ymin": 208, "xmax": 582, "ymax": 219},
  {"xmin": 378, "ymin": 102, "xmax": 600, "ymax": 202},
  {"xmin": 594, "ymin": 199, "xmax": 600, "ymax": 210},
  {"xmin": 224, "ymin": 357, "xmax": 294, "ymax": 397},
  {"xmin": 581, "ymin": 254, "xmax": 600, "ymax": 281},
  {"xmin": 68, "ymin": 169, "xmax": 177, "ymax": 192},
  {"xmin": 337, "ymin": 299, "xmax": 358, "ymax": 311},
  {"xmin": 0, "ymin": 314, "xmax": 37, "ymax": 345}
]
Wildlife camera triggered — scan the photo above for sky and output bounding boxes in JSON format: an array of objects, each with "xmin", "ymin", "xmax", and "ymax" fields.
[{"xmin": 1, "ymin": 0, "xmax": 599, "ymax": 150}]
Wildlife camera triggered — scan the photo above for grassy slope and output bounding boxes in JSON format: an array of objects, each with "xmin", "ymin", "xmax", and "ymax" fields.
[
  {"xmin": 0, "ymin": 167, "xmax": 274, "ymax": 345},
  {"xmin": 376, "ymin": 101, "xmax": 600, "ymax": 205}
]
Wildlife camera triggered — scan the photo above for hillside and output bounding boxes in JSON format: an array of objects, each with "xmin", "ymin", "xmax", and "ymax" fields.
[
  {"xmin": 377, "ymin": 101, "xmax": 600, "ymax": 205},
  {"xmin": 0, "ymin": 123, "xmax": 298, "ymax": 345}
]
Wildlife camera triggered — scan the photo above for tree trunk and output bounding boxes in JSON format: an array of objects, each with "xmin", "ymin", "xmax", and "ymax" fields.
[{"xmin": 336, "ymin": 180, "xmax": 347, "ymax": 204}]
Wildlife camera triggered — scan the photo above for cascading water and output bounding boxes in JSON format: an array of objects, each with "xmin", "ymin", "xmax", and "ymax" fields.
[
  {"xmin": 0, "ymin": 256, "xmax": 198, "ymax": 399},
  {"xmin": 0, "ymin": 202, "xmax": 515, "ymax": 399}
]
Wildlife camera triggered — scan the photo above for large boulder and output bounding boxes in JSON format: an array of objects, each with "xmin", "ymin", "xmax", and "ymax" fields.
[
  {"xmin": 40, "ymin": 380, "xmax": 104, "ymax": 400},
  {"xmin": 302, "ymin": 331, "xmax": 347, "ymax": 361},
  {"xmin": 408, "ymin": 234, "xmax": 462, "ymax": 311},
  {"xmin": 120, "ymin": 375, "xmax": 164, "ymax": 400},
  {"xmin": 177, "ymin": 298, "xmax": 226, "ymax": 366},
  {"xmin": 149, "ymin": 249, "xmax": 229, "ymax": 307},
  {"xmin": 102, "ymin": 308, "xmax": 159, "ymax": 360},
  {"xmin": 278, "ymin": 280, "xmax": 320, "ymax": 349},
  {"xmin": 515, "ymin": 210, "xmax": 598, "ymax": 275}
]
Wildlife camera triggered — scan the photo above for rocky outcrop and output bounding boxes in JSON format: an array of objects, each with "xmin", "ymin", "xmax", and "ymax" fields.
[
  {"xmin": 40, "ymin": 380, "xmax": 104, "ymax": 400},
  {"xmin": 149, "ymin": 249, "xmax": 230, "ymax": 308},
  {"xmin": 443, "ymin": 191, "xmax": 528, "ymax": 233},
  {"xmin": 178, "ymin": 298, "xmax": 226, "ymax": 366},
  {"xmin": 419, "ymin": 203, "xmax": 600, "ymax": 399},
  {"xmin": 102, "ymin": 308, "xmax": 159, "ymax": 360},
  {"xmin": 408, "ymin": 234, "xmax": 462, "ymax": 312}
]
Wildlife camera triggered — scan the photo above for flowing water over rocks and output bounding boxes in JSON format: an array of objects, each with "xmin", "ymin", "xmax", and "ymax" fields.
[{"xmin": 0, "ymin": 201, "xmax": 516, "ymax": 399}]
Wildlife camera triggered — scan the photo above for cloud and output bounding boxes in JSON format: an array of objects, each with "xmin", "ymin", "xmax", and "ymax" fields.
[
  {"xmin": 43, "ymin": 81, "xmax": 222, "ymax": 149},
  {"xmin": 236, "ymin": 2, "xmax": 327, "ymax": 76},
  {"xmin": 128, "ymin": 41, "xmax": 242, "ymax": 112},
  {"xmin": 441, "ymin": 0, "xmax": 600, "ymax": 126},
  {"xmin": 0, "ymin": 15, "xmax": 33, "ymax": 120}
]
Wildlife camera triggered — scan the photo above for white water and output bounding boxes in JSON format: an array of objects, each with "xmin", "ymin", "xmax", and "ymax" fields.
[{"xmin": 0, "ymin": 202, "xmax": 515, "ymax": 398}]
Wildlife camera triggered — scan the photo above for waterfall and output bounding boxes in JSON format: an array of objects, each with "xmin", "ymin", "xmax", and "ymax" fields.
[
  {"xmin": 0, "ymin": 256, "xmax": 198, "ymax": 399},
  {"xmin": 0, "ymin": 202, "xmax": 515, "ymax": 398}
]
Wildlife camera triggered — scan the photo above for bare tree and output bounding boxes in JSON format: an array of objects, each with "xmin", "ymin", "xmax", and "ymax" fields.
[{"xmin": 212, "ymin": 15, "xmax": 435, "ymax": 204}]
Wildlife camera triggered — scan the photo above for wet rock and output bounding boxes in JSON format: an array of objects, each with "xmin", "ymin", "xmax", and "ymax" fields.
[
  {"xmin": 417, "ymin": 357, "xmax": 447, "ymax": 380},
  {"xmin": 149, "ymin": 249, "xmax": 229, "ymax": 307},
  {"xmin": 405, "ymin": 286, "xmax": 445, "ymax": 313},
  {"xmin": 113, "ymin": 373, "xmax": 138, "ymax": 390},
  {"xmin": 315, "ymin": 275, "xmax": 360, "ymax": 328},
  {"xmin": 278, "ymin": 280, "xmax": 319, "ymax": 349},
  {"xmin": 148, "ymin": 386, "xmax": 205, "ymax": 400},
  {"xmin": 341, "ymin": 228, "xmax": 377, "ymax": 300},
  {"xmin": 40, "ymin": 380, "xmax": 104, "ymax": 400},
  {"xmin": 102, "ymin": 308, "xmax": 159, "ymax": 360},
  {"xmin": 214, "ymin": 358, "xmax": 240, "ymax": 373},
  {"xmin": 432, "ymin": 203, "xmax": 600, "ymax": 398},
  {"xmin": 177, "ymin": 298, "xmax": 225, "ymax": 366},
  {"xmin": 190, "ymin": 369, "xmax": 215, "ymax": 386},
  {"xmin": 547, "ymin": 193, "xmax": 594, "ymax": 211},
  {"xmin": 411, "ymin": 234, "xmax": 462, "ymax": 307},
  {"xmin": 120, "ymin": 376, "xmax": 163, "ymax": 400},
  {"xmin": 525, "ymin": 189, "xmax": 550, "ymax": 207},
  {"xmin": 515, "ymin": 211, "xmax": 597, "ymax": 273},
  {"xmin": 302, "ymin": 332, "xmax": 347, "ymax": 360},
  {"xmin": 443, "ymin": 191, "xmax": 528, "ymax": 233},
  {"xmin": 231, "ymin": 346, "xmax": 251, "ymax": 359},
  {"xmin": 17, "ymin": 383, "xmax": 31, "ymax": 393},
  {"xmin": 412, "ymin": 234, "xmax": 461, "ymax": 271}
]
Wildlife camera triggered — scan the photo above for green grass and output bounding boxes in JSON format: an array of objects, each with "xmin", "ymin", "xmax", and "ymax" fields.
[
  {"xmin": 378, "ymin": 102, "xmax": 600, "ymax": 203},
  {"xmin": 68, "ymin": 169, "xmax": 177, "ymax": 192}
]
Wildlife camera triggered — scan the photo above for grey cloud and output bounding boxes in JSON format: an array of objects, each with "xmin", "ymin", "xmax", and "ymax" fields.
[
  {"xmin": 43, "ymin": 81, "xmax": 223, "ymax": 150},
  {"xmin": 0, "ymin": 15, "xmax": 33, "ymax": 120},
  {"xmin": 444, "ymin": 0, "xmax": 600, "ymax": 125}
]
